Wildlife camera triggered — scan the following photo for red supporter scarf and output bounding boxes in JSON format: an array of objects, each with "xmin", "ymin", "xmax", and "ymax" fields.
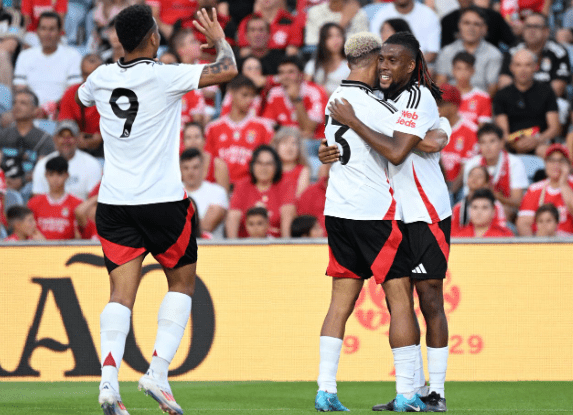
[{"xmin": 481, "ymin": 151, "xmax": 511, "ymax": 198}]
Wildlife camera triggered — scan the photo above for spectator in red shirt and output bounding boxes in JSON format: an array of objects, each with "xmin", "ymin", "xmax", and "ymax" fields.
[
  {"xmin": 451, "ymin": 165, "xmax": 507, "ymax": 235},
  {"xmin": 58, "ymin": 53, "xmax": 104, "ymax": 158},
  {"xmin": 226, "ymin": 144, "xmax": 296, "ymax": 238},
  {"xmin": 74, "ymin": 181, "xmax": 99, "ymax": 240},
  {"xmin": 237, "ymin": 0, "xmax": 303, "ymax": 55},
  {"xmin": 263, "ymin": 55, "xmax": 328, "ymax": 140},
  {"xmin": 271, "ymin": 126, "xmax": 310, "ymax": 198},
  {"xmin": 244, "ymin": 206, "xmax": 270, "ymax": 238},
  {"xmin": 438, "ymin": 83, "xmax": 478, "ymax": 198},
  {"xmin": 148, "ymin": 0, "xmax": 197, "ymax": 39},
  {"xmin": 27, "ymin": 156, "xmax": 82, "ymax": 239},
  {"xmin": 296, "ymin": 165, "xmax": 328, "ymax": 234},
  {"xmin": 452, "ymin": 52, "xmax": 492, "ymax": 126},
  {"xmin": 205, "ymin": 75, "xmax": 274, "ymax": 185},
  {"xmin": 452, "ymin": 188, "xmax": 514, "ymax": 237},
  {"xmin": 21, "ymin": 0, "xmax": 67, "ymax": 34},
  {"xmin": 534, "ymin": 203, "xmax": 560, "ymax": 237},
  {"xmin": 3, "ymin": 205, "xmax": 45, "ymax": 241},
  {"xmin": 182, "ymin": 121, "xmax": 229, "ymax": 191},
  {"xmin": 290, "ymin": 214, "xmax": 324, "ymax": 237},
  {"xmin": 462, "ymin": 123, "xmax": 529, "ymax": 220},
  {"xmin": 516, "ymin": 144, "xmax": 573, "ymax": 235}
]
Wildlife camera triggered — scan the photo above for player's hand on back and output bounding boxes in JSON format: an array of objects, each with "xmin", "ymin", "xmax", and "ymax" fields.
[
  {"xmin": 193, "ymin": 8, "xmax": 225, "ymax": 50},
  {"xmin": 328, "ymin": 98, "xmax": 357, "ymax": 128},
  {"xmin": 318, "ymin": 139, "xmax": 340, "ymax": 164}
]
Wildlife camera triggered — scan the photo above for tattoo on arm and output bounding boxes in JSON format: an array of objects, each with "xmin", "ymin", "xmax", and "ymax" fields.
[{"xmin": 201, "ymin": 39, "xmax": 237, "ymax": 76}]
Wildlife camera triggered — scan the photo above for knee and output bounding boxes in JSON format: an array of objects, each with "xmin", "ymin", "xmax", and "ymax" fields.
[
  {"xmin": 419, "ymin": 295, "xmax": 445, "ymax": 318},
  {"xmin": 108, "ymin": 293, "xmax": 135, "ymax": 310}
]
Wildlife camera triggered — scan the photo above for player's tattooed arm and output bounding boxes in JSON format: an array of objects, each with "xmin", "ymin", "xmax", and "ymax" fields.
[{"xmin": 199, "ymin": 39, "xmax": 237, "ymax": 80}]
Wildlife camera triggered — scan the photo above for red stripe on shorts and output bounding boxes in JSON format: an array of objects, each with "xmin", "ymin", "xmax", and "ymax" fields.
[
  {"xmin": 429, "ymin": 222, "xmax": 450, "ymax": 261},
  {"xmin": 100, "ymin": 235, "xmax": 146, "ymax": 267},
  {"xmin": 370, "ymin": 220, "xmax": 403, "ymax": 284},
  {"xmin": 326, "ymin": 246, "xmax": 361, "ymax": 279},
  {"xmin": 155, "ymin": 201, "xmax": 195, "ymax": 269}
]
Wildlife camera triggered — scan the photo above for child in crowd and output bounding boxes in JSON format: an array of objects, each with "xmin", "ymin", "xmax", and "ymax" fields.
[
  {"xmin": 290, "ymin": 215, "xmax": 324, "ymax": 238},
  {"xmin": 452, "ymin": 188, "xmax": 514, "ymax": 237},
  {"xmin": 4, "ymin": 205, "xmax": 44, "ymax": 241},
  {"xmin": 27, "ymin": 156, "xmax": 83, "ymax": 240},
  {"xmin": 451, "ymin": 52, "xmax": 492, "ymax": 126},
  {"xmin": 245, "ymin": 206, "xmax": 270, "ymax": 238},
  {"xmin": 534, "ymin": 203, "xmax": 560, "ymax": 237}
]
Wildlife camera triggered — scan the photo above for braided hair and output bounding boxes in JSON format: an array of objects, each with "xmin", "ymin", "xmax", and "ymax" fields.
[{"xmin": 384, "ymin": 32, "xmax": 442, "ymax": 102}]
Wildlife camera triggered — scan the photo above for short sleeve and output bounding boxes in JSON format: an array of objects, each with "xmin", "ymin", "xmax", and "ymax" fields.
[
  {"xmin": 55, "ymin": 0, "xmax": 68, "ymax": 14},
  {"xmin": 279, "ymin": 179, "xmax": 296, "ymax": 206},
  {"xmin": 66, "ymin": 50, "xmax": 83, "ymax": 87},
  {"xmin": 31, "ymin": 159, "xmax": 49, "ymax": 195},
  {"xmin": 492, "ymin": 89, "xmax": 508, "ymax": 116},
  {"xmin": 544, "ymin": 87, "xmax": 559, "ymax": 113},
  {"xmin": 77, "ymin": 76, "xmax": 95, "ymax": 107},
  {"xmin": 229, "ymin": 180, "xmax": 250, "ymax": 210},
  {"xmin": 518, "ymin": 187, "xmax": 537, "ymax": 216},
  {"xmin": 85, "ymin": 157, "xmax": 103, "ymax": 196},
  {"xmin": 499, "ymin": 52, "xmax": 511, "ymax": 77},
  {"xmin": 392, "ymin": 88, "xmax": 439, "ymax": 139},
  {"xmin": 13, "ymin": 53, "xmax": 29, "ymax": 86},
  {"xmin": 212, "ymin": 185, "xmax": 229, "ymax": 209},
  {"xmin": 304, "ymin": 59, "xmax": 315, "ymax": 77},
  {"xmin": 485, "ymin": 49, "xmax": 503, "ymax": 87},
  {"xmin": 510, "ymin": 156, "xmax": 530, "ymax": 190},
  {"xmin": 305, "ymin": 87, "xmax": 327, "ymax": 124},
  {"xmin": 435, "ymin": 47, "xmax": 451, "ymax": 77},
  {"xmin": 161, "ymin": 63, "xmax": 206, "ymax": 100},
  {"xmin": 423, "ymin": 13, "xmax": 441, "ymax": 54}
]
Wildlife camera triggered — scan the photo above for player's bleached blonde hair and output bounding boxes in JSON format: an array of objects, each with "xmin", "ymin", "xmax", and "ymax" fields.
[{"xmin": 344, "ymin": 32, "xmax": 382, "ymax": 65}]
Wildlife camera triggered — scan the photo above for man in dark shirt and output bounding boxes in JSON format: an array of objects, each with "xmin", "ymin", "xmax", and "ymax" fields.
[
  {"xmin": 493, "ymin": 49, "xmax": 560, "ymax": 157},
  {"xmin": 441, "ymin": 0, "xmax": 515, "ymax": 49},
  {"xmin": 0, "ymin": 88, "xmax": 54, "ymax": 175},
  {"xmin": 498, "ymin": 12, "xmax": 571, "ymax": 99}
]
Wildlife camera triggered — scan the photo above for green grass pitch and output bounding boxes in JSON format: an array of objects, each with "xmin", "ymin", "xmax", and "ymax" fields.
[{"xmin": 1, "ymin": 381, "xmax": 572, "ymax": 414}]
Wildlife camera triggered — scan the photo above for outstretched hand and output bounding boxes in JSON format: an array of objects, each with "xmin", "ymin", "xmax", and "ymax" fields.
[
  {"xmin": 327, "ymin": 98, "xmax": 356, "ymax": 126},
  {"xmin": 192, "ymin": 8, "xmax": 225, "ymax": 50},
  {"xmin": 318, "ymin": 139, "xmax": 340, "ymax": 164}
]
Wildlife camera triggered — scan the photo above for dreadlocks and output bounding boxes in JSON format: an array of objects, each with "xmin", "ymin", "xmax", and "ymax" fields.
[{"xmin": 384, "ymin": 32, "xmax": 442, "ymax": 102}]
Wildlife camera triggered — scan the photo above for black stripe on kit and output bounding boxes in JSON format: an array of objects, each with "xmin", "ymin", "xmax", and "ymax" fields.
[{"xmin": 406, "ymin": 86, "xmax": 421, "ymax": 109}]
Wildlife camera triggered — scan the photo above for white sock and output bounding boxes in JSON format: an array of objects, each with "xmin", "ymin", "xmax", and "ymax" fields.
[
  {"xmin": 414, "ymin": 344, "xmax": 426, "ymax": 392},
  {"xmin": 427, "ymin": 346, "xmax": 449, "ymax": 398},
  {"xmin": 317, "ymin": 336, "xmax": 343, "ymax": 394},
  {"xmin": 100, "ymin": 302, "xmax": 131, "ymax": 392},
  {"xmin": 392, "ymin": 345, "xmax": 417, "ymax": 399},
  {"xmin": 148, "ymin": 292, "xmax": 192, "ymax": 380}
]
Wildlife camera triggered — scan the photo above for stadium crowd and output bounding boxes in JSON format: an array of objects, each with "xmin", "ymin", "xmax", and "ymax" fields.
[{"xmin": 1, "ymin": 0, "xmax": 573, "ymax": 240}]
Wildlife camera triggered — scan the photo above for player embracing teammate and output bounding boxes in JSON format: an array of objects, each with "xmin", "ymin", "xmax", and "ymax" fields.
[{"xmin": 316, "ymin": 31, "xmax": 451, "ymax": 413}]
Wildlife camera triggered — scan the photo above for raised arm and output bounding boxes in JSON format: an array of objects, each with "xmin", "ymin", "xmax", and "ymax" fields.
[
  {"xmin": 193, "ymin": 8, "xmax": 238, "ymax": 88},
  {"xmin": 328, "ymin": 98, "xmax": 420, "ymax": 165}
]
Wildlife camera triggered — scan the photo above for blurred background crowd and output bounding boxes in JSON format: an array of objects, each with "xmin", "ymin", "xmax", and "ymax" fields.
[{"xmin": 1, "ymin": 0, "xmax": 573, "ymax": 241}]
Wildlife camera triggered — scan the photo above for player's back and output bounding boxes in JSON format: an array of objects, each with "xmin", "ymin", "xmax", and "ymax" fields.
[
  {"xmin": 324, "ymin": 80, "xmax": 396, "ymax": 221},
  {"xmin": 78, "ymin": 59, "xmax": 205, "ymax": 205}
]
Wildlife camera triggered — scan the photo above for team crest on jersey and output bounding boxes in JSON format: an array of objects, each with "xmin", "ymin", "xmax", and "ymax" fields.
[
  {"xmin": 233, "ymin": 131, "xmax": 241, "ymax": 141},
  {"xmin": 61, "ymin": 208, "xmax": 69, "ymax": 218},
  {"xmin": 273, "ymin": 30, "xmax": 288, "ymax": 47},
  {"xmin": 541, "ymin": 57, "xmax": 551, "ymax": 72},
  {"xmin": 246, "ymin": 130, "xmax": 256, "ymax": 144},
  {"xmin": 469, "ymin": 100, "xmax": 476, "ymax": 110}
]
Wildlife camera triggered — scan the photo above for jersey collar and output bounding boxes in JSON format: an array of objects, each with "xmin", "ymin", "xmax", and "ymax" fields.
[
  {"xmin": 117, "ymin": 57, "xmax": 155, "ymax": 68},
  {"xmin": 340, "ymin": 80, "xmax": 373, "ymax": 93}
]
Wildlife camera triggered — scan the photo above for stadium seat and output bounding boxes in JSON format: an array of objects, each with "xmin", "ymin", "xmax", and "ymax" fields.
[
  {"xmin": 518, "ymin": 154, "xmax": 545, "ymax": 184},
  {"xmin": 0, "ymin": 84, "xmax": 12, "ymax": 114}
]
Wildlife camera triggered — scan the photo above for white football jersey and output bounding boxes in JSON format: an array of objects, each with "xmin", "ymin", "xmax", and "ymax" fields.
[
  {"xmin": 324, "ymin": 80, "xmax": 397, "ymax": 220},
  {"xmin": 381, "ymin": 84, "xmax": 452, "ymax": 224},
  {"xmin": 78, "ymin": 58, "xmax": 205, "ymax": 205}
]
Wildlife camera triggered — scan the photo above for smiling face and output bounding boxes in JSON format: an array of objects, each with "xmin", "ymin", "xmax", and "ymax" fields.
[{"xmin": 378, "ymin": 43, "xmax": 415, "ymax": 96}]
